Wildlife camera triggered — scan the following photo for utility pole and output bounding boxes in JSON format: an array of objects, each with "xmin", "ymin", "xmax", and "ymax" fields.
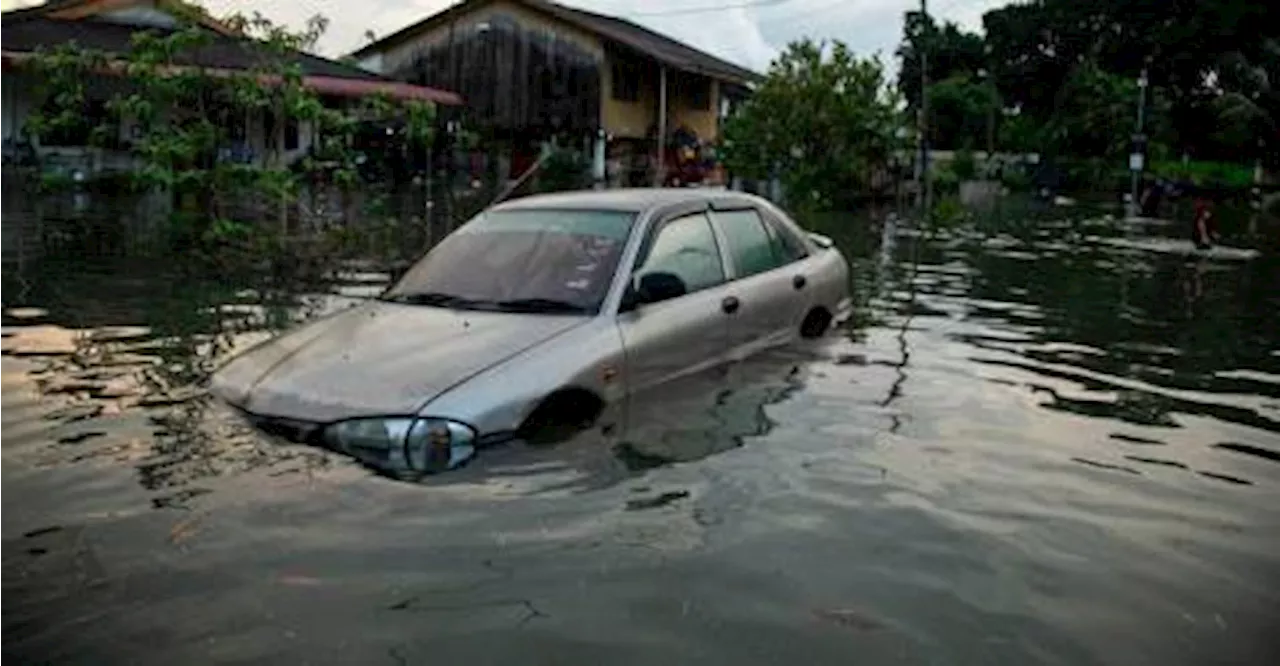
[
  {"xmin": 1128, "ymin": 67, "xmax": 1148, "ymax": 217},
  {"xmin": 918, "ymin": 0, "xmax": 931, "ymax": 216}
]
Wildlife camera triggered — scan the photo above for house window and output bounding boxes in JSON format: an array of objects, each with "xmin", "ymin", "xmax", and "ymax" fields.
[
  {"xmin": 686, "ymin": 76, "xmax": 710, "ymax": 111},
  {"xmin": 611, "ymin": 60, "xmax": 640, "ymax": 102},
  {"xmin": 264, "ymin": 110, "xmax": 300, "ymax": 152},
  {"xmin": 285, "ymin": 117, "xmax": 299, "ymax": 151}
]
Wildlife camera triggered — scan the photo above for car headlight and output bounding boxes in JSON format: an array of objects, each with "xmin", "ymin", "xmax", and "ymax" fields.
[{"xmin": 324, "ymin": 417, "xmax": 476, "ymax": 475}]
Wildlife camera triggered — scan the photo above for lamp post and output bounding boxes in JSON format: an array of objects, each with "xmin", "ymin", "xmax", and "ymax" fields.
[{"xmin": 1127, "ymin": 68, "xmax": 1148, "ymax": 218}]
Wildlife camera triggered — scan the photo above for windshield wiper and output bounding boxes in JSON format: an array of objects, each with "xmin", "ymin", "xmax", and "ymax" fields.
[
  {"xmin": 380, "ymin": 291, "xmax": 483, "ymax": 308},
  {"xmin": 492, "ymin": 298, "xmax": 590, "ymax": 314}
]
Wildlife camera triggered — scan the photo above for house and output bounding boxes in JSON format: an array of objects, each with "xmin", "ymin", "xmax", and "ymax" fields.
[
  {"xmin": 349, "ymin": 0, "xmax": 761, "ymax": 186},
  {"xmin": 1, "ymin": 0, "xmax": 462, "ymax": 174}
]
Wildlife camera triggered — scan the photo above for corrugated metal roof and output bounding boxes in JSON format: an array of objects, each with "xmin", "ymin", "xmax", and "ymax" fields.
[
  {"xmin": 1, "ymin": 15, "xmax": 462, "ymax": 104},
  {"xmin": 351, "ymin": 0, "xmax": 761, "ymax": 86}
]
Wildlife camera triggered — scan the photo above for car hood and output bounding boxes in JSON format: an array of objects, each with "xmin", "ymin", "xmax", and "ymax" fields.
[{"xmin": 210, "ymin": 301, "xmax": 586, "ymax": 422}]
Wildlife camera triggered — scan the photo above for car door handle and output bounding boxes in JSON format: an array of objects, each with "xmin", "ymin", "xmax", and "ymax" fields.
[
  {"xmin": 721, "ymin": 296, "xmax": 740, "ymax": 314},
  {"xmin": 793, "ymin": 275, "xmax": 807, "ymax": 289}
]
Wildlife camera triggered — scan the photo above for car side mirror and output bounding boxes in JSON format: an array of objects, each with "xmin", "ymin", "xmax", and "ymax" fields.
[{"xmin": 630, "ymin": 271, "xmax": 687, "ymax": 307}]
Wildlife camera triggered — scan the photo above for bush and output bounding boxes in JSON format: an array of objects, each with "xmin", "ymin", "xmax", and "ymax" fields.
[
  {"xmin": 538, "ymin": 148, "xmax": 589, "ymax": 192},
  {"xmin": 1151, "ymin": 160, "xmax": 1254, "ymax": 189},
  {"xmin": 931, "ymin": 162, "xmax": 959, "ymax": 194},
  {"xmin": 952, "ymin": 148, "xmax": 977, "ymax": 180}
]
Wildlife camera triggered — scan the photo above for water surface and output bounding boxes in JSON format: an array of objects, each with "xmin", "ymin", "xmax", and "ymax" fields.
[{"xmin": 4, "ymin": 200, "xmax": 1279, "ymax": 665}]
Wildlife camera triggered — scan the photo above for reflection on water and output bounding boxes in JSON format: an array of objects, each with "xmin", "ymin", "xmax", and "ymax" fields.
[{"xmin": 4, "ymin": 199, "xmax": 1280, "ymax": 665}]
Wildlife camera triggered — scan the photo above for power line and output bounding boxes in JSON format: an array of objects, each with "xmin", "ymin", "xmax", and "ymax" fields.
[
  {"xmin": 768, "ymin": 0, "xmax": 851, "ymax": 28},
  {"xmin": 621, "ymin": 0, "xmax": 794, "ymax": 18}
]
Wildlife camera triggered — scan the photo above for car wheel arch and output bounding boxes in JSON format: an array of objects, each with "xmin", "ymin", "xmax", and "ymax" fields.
[
  {"xmin": 799, "ymin": 306, "xmax": 833, "ymax": 339},
  {"xmin": 515, "ymin": 386, "xmax": 606, "ymax": 445}
]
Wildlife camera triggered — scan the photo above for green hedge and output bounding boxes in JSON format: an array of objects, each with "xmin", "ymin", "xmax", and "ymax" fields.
[{"xmin": 1151, "ymin": 160, "xmax": 1254, "ymax": 189}]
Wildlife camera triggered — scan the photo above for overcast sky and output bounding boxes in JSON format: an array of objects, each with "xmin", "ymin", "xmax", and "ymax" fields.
[{"xmin": 4, "ymin": 0, "xmax": 1006, "ymax": 76}]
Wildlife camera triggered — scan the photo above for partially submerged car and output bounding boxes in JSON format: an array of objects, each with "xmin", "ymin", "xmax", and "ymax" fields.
[{"xmin": 210, "ymin": 189, "xmax": 851, "ymax": 476}]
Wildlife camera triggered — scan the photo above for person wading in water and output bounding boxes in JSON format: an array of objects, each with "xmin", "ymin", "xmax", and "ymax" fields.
[{"xmin": 1191, "ymin": 195, "xmax": 1218, "ymax": 249}]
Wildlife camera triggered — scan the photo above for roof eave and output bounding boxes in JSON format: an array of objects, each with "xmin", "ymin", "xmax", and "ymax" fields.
[{"xmin": 348, "ymin": 0, "xmax": 762, "ymax": 85}]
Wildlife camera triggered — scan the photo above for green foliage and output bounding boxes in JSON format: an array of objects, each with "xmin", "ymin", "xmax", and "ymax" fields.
[
  {"xmin": 926, "ymin": 75, "xmax": 999, "ymax": 151},
  {"xmin": 898, "ymin": 12, "xmax": 986, "ymax": 112},
  {"xmin": 1151, "ymin": 160, "xmax": 1256, "ymax": 189},
  {"xmin": 951, "ymin": 147, "xmax": 977, "ymax": 181},
  {"xmin": 24, "ymin": 9, "xmax": 436, "ymax": 260},
  {"xmin": 999, "ymin": 167, "xmax": 1032, "ymax": 192},
  {"xmin": 538, "ymin": 148, "xmax": 589, "ymax": 192},
  {"xmin": 722, "ymin": 39, "xmax": 906, "ymax": 209},
  {"xmin": 903, "ymin": 1, "xmax": 1277, "ymax": 167},
  {"xmin": 1045, "ymin": 62, "xmax": 1172, "ymax": 161},
  {"xmin": 930, "ymin": 162, "xmax": 959, "ymax": 195},
  {"xmin": 996, "ymin": 112, "xmax": 1044, "ymax": 154}
]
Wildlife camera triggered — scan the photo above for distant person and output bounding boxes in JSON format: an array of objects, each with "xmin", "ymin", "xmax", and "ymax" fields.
[
  {"xmin": 1191, "ymin": 196, "xmax": 1217, "ymax": 249},
  {"xmin": 1139, "ymin": 177, "xmax": 1168, "ymax": 218}
]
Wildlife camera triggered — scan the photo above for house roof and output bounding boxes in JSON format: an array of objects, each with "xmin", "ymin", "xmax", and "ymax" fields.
[
  {"xmin": 350, "ymin": 0, "xmax": 761, "ymax": 85},
  {"xmin": 1, "ymin": 3, "xmax": 463, "ymax": 104}
]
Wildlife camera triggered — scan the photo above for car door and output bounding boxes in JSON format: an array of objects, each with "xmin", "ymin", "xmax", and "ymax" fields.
[
  {"xmin": 616, "ymin": 209, "xmax": 733, "ymax": 395},
  {"xmin": 711, "ymin": 207, "xmax": 813, "ymax": 357}
]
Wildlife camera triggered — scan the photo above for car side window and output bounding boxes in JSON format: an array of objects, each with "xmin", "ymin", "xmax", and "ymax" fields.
[
  {"xmin": 715, "ymin": 209, "xmax": 787, "ymax": 277},
  {"xmin": 763, "ymin": 214, "xmax": 810, "ymax": 262},
  {"xmin": 633, "ymin": 212, "xmax": 725, "ymax": 300}
]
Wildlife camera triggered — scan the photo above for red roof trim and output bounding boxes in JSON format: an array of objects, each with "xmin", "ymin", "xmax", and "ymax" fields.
[{"xmin": 0, "ymin": 51, "xmax": 462, "ymax": 105}]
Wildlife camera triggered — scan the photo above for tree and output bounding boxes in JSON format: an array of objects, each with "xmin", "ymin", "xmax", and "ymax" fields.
[
  {"xmin": 722, "ymin": 39, "xmax": 906, "ymax": 209},
  {"xmin": 925, "ymin": 74, "xmax": 1000, "ymax": 151},
  {"xmin": 898, "ymin": 11, "xmax": 986, "ymax": 112},
  {"xmin": 980, "ymin": 0, "xmax": 1277, "ymax": 163},
  {"xmin": 25, "ymin": 10, "xmax": 435, "ymax": 260}
]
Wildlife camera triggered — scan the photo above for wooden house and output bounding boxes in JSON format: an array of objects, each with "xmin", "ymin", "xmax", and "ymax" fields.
[{"xmin": 349, "ymin": 0, "xmax": 760, "ymax": 186}]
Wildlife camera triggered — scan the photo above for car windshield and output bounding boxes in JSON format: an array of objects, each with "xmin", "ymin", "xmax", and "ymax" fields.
[{"xmin": 382, "ymin": 208, "xmax": 635, "ymax": 314}]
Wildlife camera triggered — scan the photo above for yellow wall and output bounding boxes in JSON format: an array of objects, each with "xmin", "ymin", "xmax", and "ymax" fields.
[
  {"xmin": 602, "ymin": 63, "xmax": 721, "ymax": 141},
  {"xmin": 601, "ymin": 59, "xmax": 655, "ymax": 139},
  {"xmin": 670, "ymin": 78, "xmax": 720, "ymax": 141}
]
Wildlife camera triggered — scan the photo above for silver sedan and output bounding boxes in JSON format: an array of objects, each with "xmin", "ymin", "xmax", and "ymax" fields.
[{"xmin": 210, "ymin": 189, "xmax": 852, "ymax": 476}]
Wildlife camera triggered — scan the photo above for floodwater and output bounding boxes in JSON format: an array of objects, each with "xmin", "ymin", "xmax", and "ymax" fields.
[{"xmin": 4, "ymin": 200, "xmax": 1279, "ymax": 665}]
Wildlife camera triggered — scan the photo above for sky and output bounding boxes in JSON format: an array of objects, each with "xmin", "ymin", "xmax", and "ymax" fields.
[{"xmin": 2, "ymin": 0, "xmax": 1007, "ymax": 76}]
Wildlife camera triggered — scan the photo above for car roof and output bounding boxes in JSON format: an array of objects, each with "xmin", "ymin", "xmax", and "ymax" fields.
[{"xmin": 492, "ymin": 188, "xmax": 768, "ymax": 213}]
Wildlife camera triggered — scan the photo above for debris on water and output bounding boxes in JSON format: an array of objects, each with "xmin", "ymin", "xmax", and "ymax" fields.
[
  {"xmin": 40, "ymin": 376, "xmax": 109, "ymax": 395},
  {"xmin": 151, "ymin": 487, "xmax": 213, "ymax": 509},
  {"xmin": 93, "ymin": 352, "xmax": 163, "ymax": 368},
  {"xmin": 44, "ymin": 403, "xmax": 104, "ymax": 423},
  {"xmin": 1, "ymin": 325, "xmax": 80, "ymax": 356},
  {"xmin": 625, "ymin": 489, "xmax": 690, "ymax": 511},
  {"xmin": 5, "ymin": 307, "xmax": 49, "ymax": 320},
  {"xmin": 90, "ymin": 326, "xmax": 152, "ymax": 342},
  {"xmin": 812, "ymin": 607, "xmax": 886, "ymax": 631},
  {"xmin": 95, "ymin": 375, "xmax": 143, "ymax": 399},
  {"xmin": 168, "ymin": 514, "xmax": 203, "ymax": 544},
  {"xmin": 138, "ymin": 386, "xmax": 207, "ymax": 407}
]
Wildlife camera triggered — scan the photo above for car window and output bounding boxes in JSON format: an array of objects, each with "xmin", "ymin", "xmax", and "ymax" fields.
[
  {"xmin": 715, "ymin": 209, "xmax": 786, "ymax": 277},
  {"xmin": 763, "ymin": 214, "xmax": 810, "ymax": 262},
  {"xmin": 634, "ymin": 212, "xmax": 725, "ymax": 299},
  {"xmin": 385, "ymin": 209, "xmax": 634, "ymax": 313}
]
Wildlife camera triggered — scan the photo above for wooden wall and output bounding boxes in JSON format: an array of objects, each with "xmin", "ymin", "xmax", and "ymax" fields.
[{"xmin": 389, "ymin": 4, "xmax": 603, "ymax": 136}]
